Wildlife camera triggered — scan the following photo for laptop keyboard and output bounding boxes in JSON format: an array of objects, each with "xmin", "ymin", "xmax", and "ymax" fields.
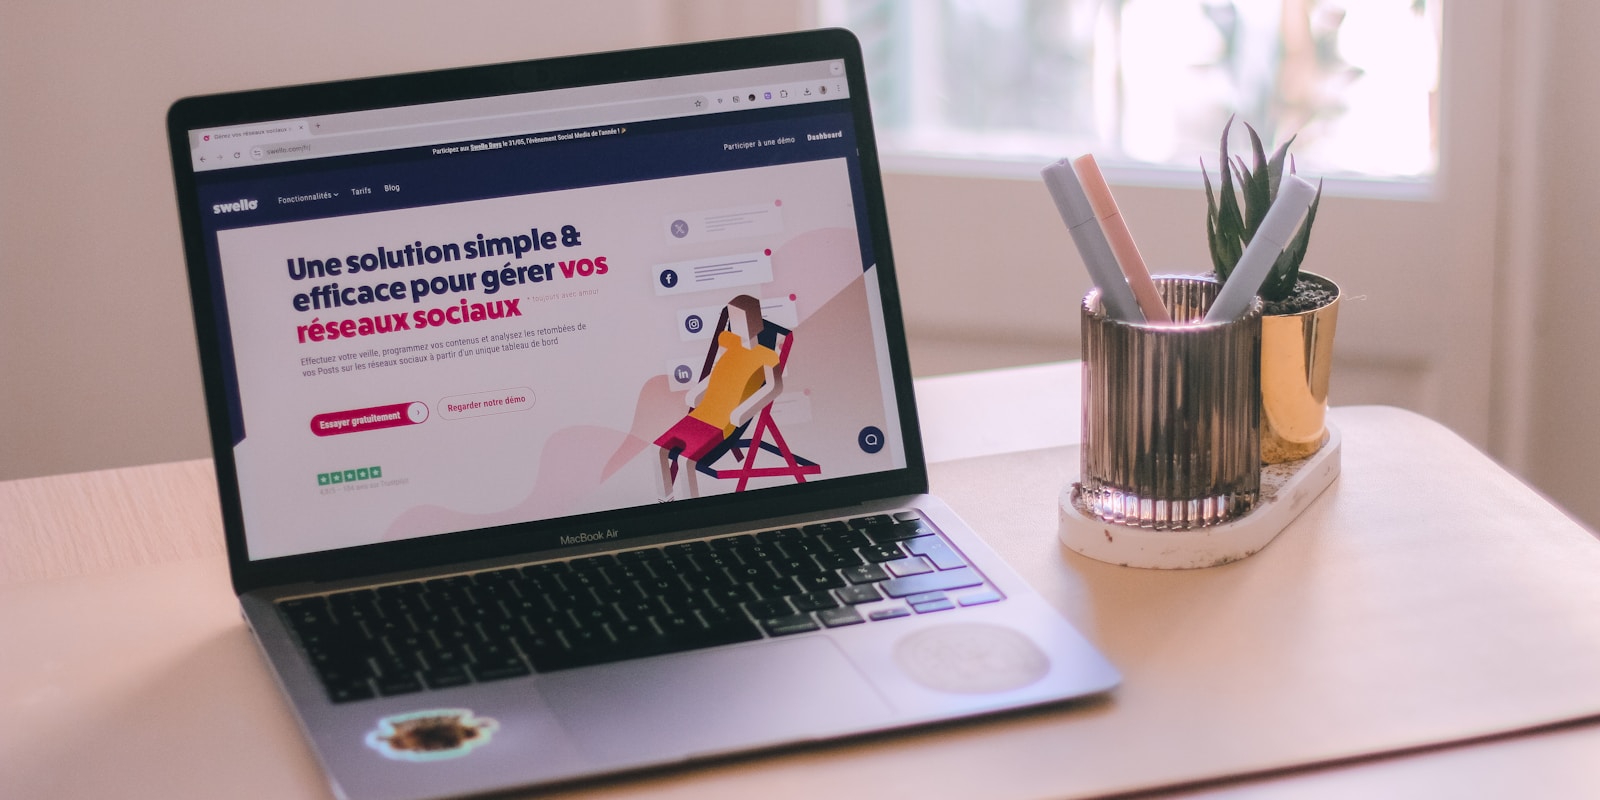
[{"xmin": 277, "ymin": 510, "xmax": 1002, "ymax": 703}]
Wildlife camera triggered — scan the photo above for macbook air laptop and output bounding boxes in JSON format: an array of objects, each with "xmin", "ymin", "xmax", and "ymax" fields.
[{"xmin": 166, "ymin": 28, "xmax": 1117, "ymax": 800}]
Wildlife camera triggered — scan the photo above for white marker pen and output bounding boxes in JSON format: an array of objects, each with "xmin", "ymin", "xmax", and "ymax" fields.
[
  {"xmin": 1203, "ymin": 174, "xmax": 1317, "ymax": 323},
  {"xmin": 1041, "ymin": 159, "xmax": 1145, "ymax": 323}
]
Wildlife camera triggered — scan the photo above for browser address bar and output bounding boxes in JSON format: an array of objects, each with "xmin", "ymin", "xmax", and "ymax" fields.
[{"xmin": 247, "ymin": 95, "xmax": 710, "ymax": 166}]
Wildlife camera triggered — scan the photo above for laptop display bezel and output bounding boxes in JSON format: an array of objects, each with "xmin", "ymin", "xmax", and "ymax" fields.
[{"xmin": 166, "ymin": 29, "xmax": 928, "ymax": 595}]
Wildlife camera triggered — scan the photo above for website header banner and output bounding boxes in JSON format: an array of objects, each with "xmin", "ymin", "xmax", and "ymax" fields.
[{"xmin": 189, "ymin": 60, "xmax": 849, "ymax": 172}]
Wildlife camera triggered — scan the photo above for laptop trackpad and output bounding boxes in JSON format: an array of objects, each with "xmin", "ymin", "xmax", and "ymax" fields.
[{"xmin": 539, "ymin": 638, "xmax": 893, "ymax": 764}]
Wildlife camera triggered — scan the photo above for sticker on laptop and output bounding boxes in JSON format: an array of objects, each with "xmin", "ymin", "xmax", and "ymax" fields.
[{"xmin": 365, "ymin": 708, "xmax": 499, "ymax": 762}]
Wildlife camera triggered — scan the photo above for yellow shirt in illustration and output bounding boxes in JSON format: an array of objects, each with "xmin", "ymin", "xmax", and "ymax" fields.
[{"xmin": 689, "ymin": 330, "xmax": 780, "ymax": 434}]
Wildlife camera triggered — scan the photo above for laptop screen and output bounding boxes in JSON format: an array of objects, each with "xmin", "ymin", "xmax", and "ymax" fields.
[{"xmin": 173, "ymin": 39, "xmax": 917, "ymax": 565}]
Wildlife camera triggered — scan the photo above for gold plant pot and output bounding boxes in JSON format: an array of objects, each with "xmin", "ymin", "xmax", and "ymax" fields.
[{"xmin": 1260, "ymin": 272, "xmax": 1340, "ymax": 464}]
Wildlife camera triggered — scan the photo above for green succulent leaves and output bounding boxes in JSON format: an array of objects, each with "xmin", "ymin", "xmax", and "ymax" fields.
[{"xmin": 1203, "ymin": 116, "xmax": 1323, "ymax": 301}]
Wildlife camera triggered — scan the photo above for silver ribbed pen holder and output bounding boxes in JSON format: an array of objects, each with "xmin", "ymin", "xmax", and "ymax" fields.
[{"xmin": 1078, "ymin": 275, "xmax": 1261, "ymax": 530}]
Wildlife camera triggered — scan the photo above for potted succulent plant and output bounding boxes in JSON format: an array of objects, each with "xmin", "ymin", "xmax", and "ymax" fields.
[{"xmin": 1202, "ymin": 117, "xmax": 1340, "ymax": 463}]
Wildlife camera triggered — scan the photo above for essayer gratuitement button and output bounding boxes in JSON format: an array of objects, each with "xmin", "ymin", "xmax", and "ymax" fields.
[{"xmin": 310, "ymin": 402, "xmax": 428, "ymax": 437}]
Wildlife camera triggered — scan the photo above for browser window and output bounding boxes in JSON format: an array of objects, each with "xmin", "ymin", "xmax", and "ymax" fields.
[{"xmin": 183, "ymin": 59, "xmax": 904, "ymax": 561}]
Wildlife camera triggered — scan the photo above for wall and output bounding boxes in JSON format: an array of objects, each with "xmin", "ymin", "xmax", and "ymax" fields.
[
  {"xmin": 2, "ymin": 1, "xmax": 1597, "ymax": 533},
  {"xmin": 1521, "ymin": 1, "xmax": 1600, "ymax": 530}
]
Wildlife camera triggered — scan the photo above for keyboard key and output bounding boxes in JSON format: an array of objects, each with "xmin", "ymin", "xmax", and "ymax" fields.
[
  {"xmin": 710, "ymin": 533, "xmax": 758, "ymax": 550},
  {"xmin": 842, "ymin": 564, "xmax": 889, "ymax": 584},
  {"xmin": 472, "ymin": 661, "xmax": 531, "ymax": 682},
  {"xmin": 802, "ymin": 521, "xmax": 850, "ymax": 536},
  {"xmin": 848, "ymin": 514, "xmax": 894, "ymax": 530},
  {"xmin": 660, "ymin": 590, "xmax": 713, "ymax": 614},
  {"xmin": 760, "ymin": 613, "xmax": 820, "ymax": 636},
  {"xmin": 376, "ymin": 672, "xmax": 424, "ymax": 696},
  {"xmin": 770, "ymin": 556, "xmax": 823, "ymax": 577},
  {"xmin": 725, "ymin": 563, "xmax": 781, "ymax": 584},
  {"xmin": 958, "ymin": 590, "xmax": 1003, "ymax": 607},
  {"xmin": 613, "ymin": 549, "xmax": 656, "ymax": 564},
  {"xmin": 818, "ymin": 606, "xmax": 865, "ymax": 628},
  {"xmin": 820, "ymin": 529, "xmax": 870, "ymax": 551},
  {"xmin": 697, "ymin": 605, "xmax": 752, "ymax": 633},
  {"xmin": 867, "ymin": 519, "xmax": 933, "ymax": 544},
  {"xmin": 794, "ymin": 571, "xmax": 846, "ymax": 592},
  {"xmin": 815, "ymin": 549, "xmax": 864, "ymax": 570},
  {"xmin": 564, "ymin": 569, "xmax": 612, "ymax": 592},
  {"xmin": 860, "ymin": 543, "xmax": 904, "ymax": 563},
  {"xmin": 425, "ymin": 576, "xmax": 474, "ymax": 594},
  {"xmin": 691, "ymin": 550, "xmax": 736, "ymax": 572},
  {"xmin": 474, "ymin": 568, "xmax": 521, "ymax": 584},
  {"xmin": 703, "ymin": 584, "xmax": 757, "ymax": 608},
  {"xmin": 836, "ymin": 584, "xmax": 881, "ymax": 605},
  {"xmin": 744, "ymin": 598, "xmax": 793, "ymax": 620},
  {"xmin": 905, "ymin": 535, "xmax": 968, "ymax": 570},
  {"xmin": 912, "ymin": 598, "xmax": 956, "ymax": 614},
  {"xmin": 884, "ymin": 556, "xmax": 935, "ymax": 577},
  {"xmin": 881, "ymin": 567, "xmax": 984, "ymax": 598},
  {"xmin": 570, "ymin": 554, "xmax": 618, "ymax": 571},
  {"xmin": 749, "ymin": 577, "xmax": 802, "ymax": 599},
  {"xmin": 280, "ymin": 596, "xmax": 332, "ymax": 627},
  {"xmin": 426, "ymin": 646, "xmax": 469, "ymax": 671},
  {"xmin": 868, "ymin": 607, "xmax": 911, "ymax": 621},
  {"xmin": 791, "ymin": 591, "xmax": 839, "ymax": 612},
  {"xmin": 777, "ymin": 537, "xmax": 826, "ymax": 556},
  {"xmin": 421, "ymin": 665, "xmax": 471, "ymax": 690},
  {"xmin": 731, "ymin": 544, "xmax": 781, "ymax": 566},
  {"xmin": 756, "ymin": 527, "xmax": 803, "ymax": 543},
  {"xmin": 328, "ymin": 679, "xmax": 376, "ymax": 703}
]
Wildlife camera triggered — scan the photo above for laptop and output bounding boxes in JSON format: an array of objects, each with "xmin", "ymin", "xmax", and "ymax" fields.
[{"xmin": 166, "ymin": 28, "xmax": 1118, "ymax": 799}]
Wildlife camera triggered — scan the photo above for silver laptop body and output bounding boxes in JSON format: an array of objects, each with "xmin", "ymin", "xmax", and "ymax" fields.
[{"xmin": 167, "ymin": 29, "xmax": 1118, "ymax": 799}]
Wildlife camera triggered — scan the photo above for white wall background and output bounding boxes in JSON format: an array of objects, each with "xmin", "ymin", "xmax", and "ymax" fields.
[{"xmin": 2, "ymin": 1, "xmax": 1597, "ymax": 531}]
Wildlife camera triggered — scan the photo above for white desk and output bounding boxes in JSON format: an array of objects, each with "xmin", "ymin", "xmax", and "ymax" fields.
[{"xmin": 5, "ymin": 363, "xmax": 1600, "ymax": 798}]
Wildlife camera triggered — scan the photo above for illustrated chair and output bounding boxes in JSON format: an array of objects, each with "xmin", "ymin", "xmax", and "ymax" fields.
[{"xmin": 694, "ymin": 321, "xmax": 820, "ymax": 492}]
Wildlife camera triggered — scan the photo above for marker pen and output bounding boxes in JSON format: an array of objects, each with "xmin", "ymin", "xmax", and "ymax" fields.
[
  {"xmin": 1041, "ymin": 159, "xmax": 1144, "ymax": 323},
  {"xmin": 1203, "ymin": 174, "xmax": 1317, "ymax": 323},
  {"xmin": 1073, "ymin": 154, "xmax": 1171, "ymax": 323}
]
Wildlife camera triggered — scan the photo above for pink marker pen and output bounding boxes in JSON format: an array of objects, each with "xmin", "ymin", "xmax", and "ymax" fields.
[{"xmin": 1073, "ymin": 154, "xmax": 1170, "ymax": 324}]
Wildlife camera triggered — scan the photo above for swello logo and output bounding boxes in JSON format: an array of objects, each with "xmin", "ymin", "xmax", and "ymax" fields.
[{"xmin": 212, "ymin": 198, "xmax": 259, "ymax": 215}]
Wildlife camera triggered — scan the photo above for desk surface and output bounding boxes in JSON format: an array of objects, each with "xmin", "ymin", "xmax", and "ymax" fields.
[{"xmin": 6, "ymin": 363, "xmax": 1600, "ymax": 799}]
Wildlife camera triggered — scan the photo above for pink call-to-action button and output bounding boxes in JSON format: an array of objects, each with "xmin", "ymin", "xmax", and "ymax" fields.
[{"xmin": 310, "ymin": 402, "xmax": 428, "ymax": 437}]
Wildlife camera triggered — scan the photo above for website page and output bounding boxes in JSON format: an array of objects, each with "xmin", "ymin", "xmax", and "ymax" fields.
[{"xmin": 191, "ymin": 84, "xmax": 907, "ymax": 561}]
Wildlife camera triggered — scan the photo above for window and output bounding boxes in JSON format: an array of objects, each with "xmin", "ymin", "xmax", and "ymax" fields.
[{"xmin": 820, "ymin": 0, "xmax": 1442, "ymax": 183}]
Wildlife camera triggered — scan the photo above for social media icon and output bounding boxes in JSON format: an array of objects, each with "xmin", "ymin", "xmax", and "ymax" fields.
[
  {"xmin": 670, "ymin": 219, "xmax": 689, "ymax": 238},
  {"xmin": 659, "ymin": 269, "xmax": 679, "ymax": 288},
  {"xmin": 673, "ymin": 364, "xmax": 693, "ymax": 384},
  {"xmin": 684, "ymin": 315, "xmax": 703, "ymax": 334},
  {"xmin": 858, "ymin": 426, "xmax": 885, "ymax": 454}
]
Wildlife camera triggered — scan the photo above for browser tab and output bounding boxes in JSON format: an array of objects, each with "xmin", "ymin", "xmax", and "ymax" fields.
[{"xmin": 194, "ymin": 119, "xmax": 310, "ymax": 150}]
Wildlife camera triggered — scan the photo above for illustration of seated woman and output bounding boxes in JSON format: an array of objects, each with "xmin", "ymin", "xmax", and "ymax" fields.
[{"xmin": 655, "ymin": 294, "xmax": 781, "ymax": 500}]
